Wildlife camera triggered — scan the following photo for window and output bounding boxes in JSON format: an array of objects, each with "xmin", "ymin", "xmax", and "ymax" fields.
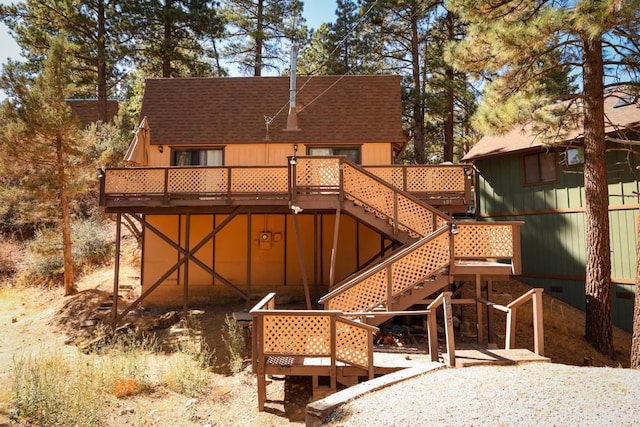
[
  {"xmin": 523, "ymin": 151, "xmax": 557, "ymax": 185},
  {"xmin": 172, "ymin": 148, "xmax": 223, "ymax": 166},
  {"xmin": 566, "ymin": 147, "xmax": 584, "ymax": 166},
  {"xmin": 307, "ymin": 146, "xmax": 361, "ymax": 164}
]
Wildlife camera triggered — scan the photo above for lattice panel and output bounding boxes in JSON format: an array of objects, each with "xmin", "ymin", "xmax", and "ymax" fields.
[
  {"xmin": 365, "ymin": 167, "xmax": 404, "ymax": 190},
  {"xmin": 455, "ymin": 224, "xmax": 514, "ymax": 258},
  {"xmin": 230, "ymin": 168, "xmax": 288, "ymax": 193},
  {"xmin": 390, "ymin": 232, "xmax": 450, "ymax": 295},
  {"xmin": 344, "ymin": 165, "xmax": 395, "ymax": 218},
  {"xmin": 336, "ymin": 321, "xmax": 370, "ymax": 368},
  {"xmin": 406, "ymin": 167, "xmax": 466, "ymax": 192},
  {"xmin": 395, "ymin": 195, "xmax": 435, "ymax": 237},
  {"xmin": 327, "ymin": 269, "xmax": 388, "ymax": 313},
  {"xmin": 263, "ymin": 315, "xmax": 331, "ymax": 355},
  {"xmin": 167, "ymin": 168, "xmax": 227, "ymax": 193},
  {"xmin": 437, "ymin": 216, "xmax": 449, "ymax": 229},
  {"xmin": 104, "ymin": 169, "xmax": 165, "ymax": 193},
  {"xmin": 295, "ymin": 158, "xmax": 340, "ymax": 187}
]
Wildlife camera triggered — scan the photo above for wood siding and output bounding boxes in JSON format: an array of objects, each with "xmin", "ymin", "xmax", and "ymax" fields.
[
  {"xmin": 141, "ymin": 213, "xmax": 385, "ymax": 305},
  {"xmin": 475, "ymin": 143, "xmax": 639, "ymax": 331},
  {"xmin": 150, "ymin": 142, "xmax": 393, "ymax": 167}
]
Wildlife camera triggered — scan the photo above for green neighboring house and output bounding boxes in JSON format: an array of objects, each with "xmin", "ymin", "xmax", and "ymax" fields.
[{"xmin": 463, "ymin": 93, "xmax": 640, "ymax": 331}]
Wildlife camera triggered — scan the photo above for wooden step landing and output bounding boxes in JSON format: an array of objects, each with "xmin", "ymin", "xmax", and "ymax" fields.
[{"xmin": 445, "ymin": 348, "xmax": 550, "ymax": 368}]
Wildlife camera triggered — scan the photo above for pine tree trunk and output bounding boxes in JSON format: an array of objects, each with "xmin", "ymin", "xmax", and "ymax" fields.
[
  {"xmin": 410, "ymin": 11, "xmax": 424, "ymax": 164},
  {"xmin": 162, "ymin": 0, "xmax": 173, "ymax": 77},
  {"xmin": 582, "ymin": 35, "xmax": 613, "ymax": 357},
  {"xmin": 631, "ymin": 210, "xmax": 640, "ymax": 368},
  {"xmin": 443, "ymin": 12, "xmax": 455, "ymax": 163},
  {"xmin": 254, "ymin": 0, "xmax": 264, "ymax": 76},
  {"xmin": 97, "ymin": 0, "xmax": 108, "ymax": 122},
  {"xmin": 56, "ymin": 135, "xmax": 76, "ymax": 296}
]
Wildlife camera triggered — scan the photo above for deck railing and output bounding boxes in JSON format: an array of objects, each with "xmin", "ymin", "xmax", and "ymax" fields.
[
  {"xmin": 453, "ymin": 221, "xmax": 523, "ymax": 274},
  {"xmin": 250, "ymin": 292, "xmax": 377, "ymax": 410},
  {"xmin": 99, "ymin": 158, "xmax": 473, "ymax": 209},
  {"xmin": 100, "ymin": 165, "xmax": 289, "ymax": 206}
]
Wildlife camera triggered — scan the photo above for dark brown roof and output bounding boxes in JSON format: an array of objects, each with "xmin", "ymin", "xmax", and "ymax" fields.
[
  {"xmin": 463, "ymin": 93, "xmax": 640, "ymax": 161},
  {"xmin": 67, "ymin": 99, "xmax": 120, "ymax": 128},
  {"xmin": 139, "ymin": 75, "xmax": 404, "ymax": 146}
]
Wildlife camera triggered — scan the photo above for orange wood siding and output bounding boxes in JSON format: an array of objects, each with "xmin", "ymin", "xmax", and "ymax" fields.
[
  {"xmin": 145, "ymin": 142, "xmax": 392, "ymax": 167},
  {"xmin": 141, "ymin": 213, "xmax": 384, "ymax": 305},
  {"xmin": 362, "ymin": 142, "xmax": 392, "ymax": 164}
]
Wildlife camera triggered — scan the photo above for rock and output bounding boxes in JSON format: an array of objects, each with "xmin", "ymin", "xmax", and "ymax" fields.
[{"xmin": 154, "ymin": 311, "xmax": 180, "ymax": 330}]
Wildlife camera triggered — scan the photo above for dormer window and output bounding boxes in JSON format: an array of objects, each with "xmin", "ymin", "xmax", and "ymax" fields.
[{"xmin": 172, "ymin": 148, "xmax": 224, "ymax": 166}]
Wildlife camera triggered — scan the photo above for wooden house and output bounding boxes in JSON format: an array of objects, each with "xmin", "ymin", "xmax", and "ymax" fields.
[
  {"xmin": 463, "ymin": 93, "xmax": 640, "ymax": 331},
  {"xmin": 99, "ymin": 75, "xmax": 541, "ymax": 403}
]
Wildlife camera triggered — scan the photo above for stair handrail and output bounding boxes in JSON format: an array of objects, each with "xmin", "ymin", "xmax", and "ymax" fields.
[
  {"xmin": 426, "ymin": 291, "xmax": 456, "ymax": 367},
  {"xmin": 340, "ymin": 158, "xmax": 451, "ymax": 236},
  {"xmin": 288, "ymin": 156, "xmax": 451, "ymax": 237},
  {"xmin": 319, "ymin": 225, "xmax": 450, "ymax": 305}
]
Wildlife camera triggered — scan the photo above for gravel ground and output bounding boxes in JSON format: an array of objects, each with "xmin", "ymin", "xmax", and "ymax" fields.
[{"xmin": 326, "ymin": 363, "xmax": 640, "ymax": 426}]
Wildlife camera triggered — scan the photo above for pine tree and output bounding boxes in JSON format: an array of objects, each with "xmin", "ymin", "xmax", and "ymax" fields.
[
  {"xmin": 0, "ymin": 0, "xmax": 128, "ymax": 122},
  {"xmin": 221, "ymin": 0, "xmax": 307, "ymax": 76},
  {"xmin": 447, "ymin": 0, "xmax": 640, "ymax": 357},
  {"xmin": 297, "ymin": 0, "xmax": 382, "ymax": 75},
  {"xmin": 0, "ymin": 38, "xmax": 85, "ymax": 296},
  {"xmin": 121, "ymin": 0, "xmax": 225, "ymax": 77}
]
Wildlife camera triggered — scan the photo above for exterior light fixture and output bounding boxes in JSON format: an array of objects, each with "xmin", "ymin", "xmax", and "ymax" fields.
[
  {"xmin": 158, "ymin": 145, "xmax": 164, "ymax": 153},
  {"xmin": 450, "ymin": 222, "xmax": 459, "ymax": 235}
]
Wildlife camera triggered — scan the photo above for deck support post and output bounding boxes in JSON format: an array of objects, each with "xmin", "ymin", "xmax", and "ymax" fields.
[
  {"xmin": 329, "ymin": 207, "xmax": 341, "ymax": 290},
  {"xmin": 111, "ymin": 213, "xmax": 122, "ymax": 330},
  {"xmin": 487, "ymin": 279, "xmax": 494, "ymax": 345},
  {"xmin": 292, "ymin": 213, "xmax": 312, "ymax": 309},
  {"xmin": 246, "ymin": 213, "xmax": 252, "ymax": 307},
  {"xmin": 183, "ymin": 213, "xmax": 190, "ymax": 318},
  {"xmin": 443, "ymin": 292, "xmax": 456, "ymax": 367},
  {"xmin": 475, "ymin": 274, "xmax": 484, "ymax": 344}
]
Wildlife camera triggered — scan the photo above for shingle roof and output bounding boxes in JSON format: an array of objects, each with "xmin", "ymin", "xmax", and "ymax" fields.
[
  {"xmin": 67, "ymin": 99, "xmax": 120, "ymax": 128},
  {"xmin": 463, "ymin": 93, "xmax": 640, "ymax": 161},
  {"xmin": 139, "ymin": 75, "xmax": 404, "ymax": 146}
]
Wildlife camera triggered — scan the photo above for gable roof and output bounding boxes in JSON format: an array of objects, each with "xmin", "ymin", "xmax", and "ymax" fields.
[
  {"xmin": 463, "ymin": 92, "xmax": 640, "ymax": 161},
  {"xmin": 67, "ymin": 99, "xmax": 120, "ymax": 128},
  {"xmin": 139, "ymin": 75, "xmax": 404, "ymax": 146}
]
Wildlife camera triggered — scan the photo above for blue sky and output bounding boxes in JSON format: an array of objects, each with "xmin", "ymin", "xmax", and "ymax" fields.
[{"xmin": 0, "ymin": 0, "xmax": 337, "ymax": 74}]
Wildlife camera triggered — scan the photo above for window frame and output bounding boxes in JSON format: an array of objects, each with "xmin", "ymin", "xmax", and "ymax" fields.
[
  {"xmin": 306, "ymin": 145, "xmax": 362, "ymax": 164},
  {"xmin": 565, "ymin": 146, "xmax": 585, "ymax": 167},
  {"xmin": 171, "ymin": 146, "xmax": 225, "ymax": 167},
  {"xmin": 521, "ymin": 150, "xmax": 559, "ymax": 186}
]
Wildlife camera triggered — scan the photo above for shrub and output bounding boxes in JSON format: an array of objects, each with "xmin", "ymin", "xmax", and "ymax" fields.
[
  {"xmin": 222, "ymin": 314, "xmax": 247, "ymax": 374},
  {"xmin": 163, "ymin": 314, "xmax": 213, "ymax": 396},
  {"xmin": 11, "ymin": 354, "xmax": 102, "ymax": 426},
  {"xmin": 20, "ymin": 219, "xmax": 112, "ymax": 285},
  {"xmin": 0, "ymin": 238, "xmax": 22, "ymax": 276}
]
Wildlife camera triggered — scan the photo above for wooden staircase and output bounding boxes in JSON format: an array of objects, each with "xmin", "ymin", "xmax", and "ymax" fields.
[{"xmin": 252, "ymin": 157, "xmax": 526, "ymax": 410}]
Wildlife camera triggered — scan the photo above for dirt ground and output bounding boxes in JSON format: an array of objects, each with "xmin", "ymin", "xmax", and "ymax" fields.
[{"xmin": 0, "ymin": 247, "xmax": 633, "ymax": 426}]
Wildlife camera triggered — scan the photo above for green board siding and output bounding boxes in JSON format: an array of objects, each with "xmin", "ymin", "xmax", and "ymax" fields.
[
  {"xmin": 475, "ymin": 142, "xmax": 639, "ymax": 332},
  {"xmin": 523, "ymin": 278, "xmax": 633, "ymax": 331}
]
